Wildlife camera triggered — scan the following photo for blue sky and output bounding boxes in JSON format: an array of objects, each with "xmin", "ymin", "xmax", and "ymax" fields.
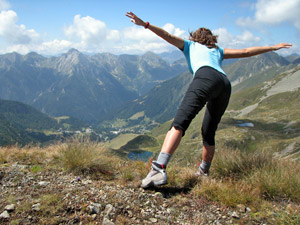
[{"xmin": 0, "ymin": 0, "xmax": 299, "ymax": 56}]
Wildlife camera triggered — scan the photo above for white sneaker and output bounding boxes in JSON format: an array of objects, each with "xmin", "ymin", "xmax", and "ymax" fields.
[
  {"xmin": 195, "ymin": 167, "xmax": 209, "ymax": 177},
  {"xmin": 141, "ymin": 161, "xmax": 168, "ymax": 188}
]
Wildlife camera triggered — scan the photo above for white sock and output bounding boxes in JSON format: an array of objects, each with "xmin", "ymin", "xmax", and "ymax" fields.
[{"xmin": 156, "ymin": 152, "xmax": 171, "ymax": 166}]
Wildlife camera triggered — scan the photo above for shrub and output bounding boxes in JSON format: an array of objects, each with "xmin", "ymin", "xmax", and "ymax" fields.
[{"xmin": 57, "ymin": 137, "xmax": 113, "ymax": 179}]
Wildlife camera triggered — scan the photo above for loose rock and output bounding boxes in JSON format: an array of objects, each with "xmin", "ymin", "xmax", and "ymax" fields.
[
  {"xmin": 4, "ymin": 204, "xmax": 15, "ymax": 212},
  {"xmin": 0, "ymin": 211, "xmax": 10, "ymax": 219}
]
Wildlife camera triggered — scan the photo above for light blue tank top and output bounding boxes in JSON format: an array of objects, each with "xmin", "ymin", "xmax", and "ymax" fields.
[{"xmin": 182, "ymin": 39, "xmax": 226, "ymax": 76}]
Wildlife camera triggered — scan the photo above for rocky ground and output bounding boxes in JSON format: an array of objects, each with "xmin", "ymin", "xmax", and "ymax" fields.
[{"xmin": 1, "ymin": 162, "xmax": 297, "ymax": 225}]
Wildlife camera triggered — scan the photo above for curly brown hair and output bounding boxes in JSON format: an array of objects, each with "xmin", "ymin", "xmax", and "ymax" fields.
[{"xmin": 189, "ymin": 28, "xmax": 218, "ymax": 48}]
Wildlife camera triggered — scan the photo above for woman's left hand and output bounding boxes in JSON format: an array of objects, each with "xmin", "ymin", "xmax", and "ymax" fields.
[{"xmin": 272, "ymin": 43, "xmax": 293, "ymax": 50}]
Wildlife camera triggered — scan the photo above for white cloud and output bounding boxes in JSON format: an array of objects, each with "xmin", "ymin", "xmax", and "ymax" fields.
[
  {"xmin": 0, "ymin": 0, "xmax": 187, "ymax": 56},
  {"xmin": 237, "ymin": 0, "xmax": 300, "ymax": 31},
  {"xmin": 121, "ymin": 23, "xmax": 186, "ymax": 54},
  {"xmin": 236, "ymin": 30, "xmax": 261, "ymax": 44},
  {"xmin": 123, "ymin": 26, "xmax": 158, "ymax": 41},
  {"xmin": 163, "ymin": 23, "xmax": 186, "ymax": 37},
  {"xmin": 214, "ymin": 28, "xmax": 261, "ymax": 49},
  {"xmin": 0, "ymin": 10, "xmax": 39, "ymax": 44},
  {"xmin": 64, "ymin": 15, "xmax": 120, "ymax": 47},
  {"xmin": 0, "ymin": 2, "xmax": 187, "ymax": 55},
  {"xmin": 37, "ymin": 39, "xmax": 73, "ymax": 55}
]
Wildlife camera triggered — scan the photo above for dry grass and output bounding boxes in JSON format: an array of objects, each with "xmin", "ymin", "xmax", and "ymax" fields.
[
  {"xmin": 191, "ymin": 147, "xmax": 300, "ymax": 208},
  {"xmin": 211, "ymin": 147, "xmax": 273, "ymax": 179},
  {"xmin": 1, "ymin": 139, "xmax": 300, "ymax": 222},
  {"xmin": 0, "ymin": 145, "xmax": 53, "ymax": 165},
  {"xmin": 192, "ymin": 178, "xmax": 259, "ymax": 207},
  {"xmin": 248, "ymin": 159, "xmax": 300, "ymax": 201},
  {"xmin": 55, "ymin": 137, "xmax": 115, "ymax": 179}
]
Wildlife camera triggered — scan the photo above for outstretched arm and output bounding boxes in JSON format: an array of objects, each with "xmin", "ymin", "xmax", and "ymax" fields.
[
  {"xmin": 224, "ymin": 43, "xmax": 292, "ymax": 59},
  {"xmin": 126, "ymin": 12, "xmax": 184, "ymax": 50}
]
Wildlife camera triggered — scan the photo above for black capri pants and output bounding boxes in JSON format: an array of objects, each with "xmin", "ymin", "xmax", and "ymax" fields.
[{"xmin": 171, "ymin": 66, "xmax": 231, "ymax": 146}]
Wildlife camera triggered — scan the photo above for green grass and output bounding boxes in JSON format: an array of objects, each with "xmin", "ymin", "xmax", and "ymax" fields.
[
  {"xmin": 30, "ymin": 165, "xmax": 44, "ymax": 173},
  {"xmin": 228, "ymin": 84, "xmax": 267, "ymax": 110},
  {"xmin": 120, "ymin": 135, "xmax": 159, "ymax": 151},
  {"xmin": 104, "ymin": 133, "xmax": 139, "ymax": 149}
]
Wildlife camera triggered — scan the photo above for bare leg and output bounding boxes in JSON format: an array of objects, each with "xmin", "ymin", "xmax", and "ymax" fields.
[
  {"xmin": 197, "ymin": 145, "xmax": 215, "ymax": 174},
  {"xmin": 202, "ymin": 145, "xmax": 215, "ymax": 162},
  {"xmin": 141, "ymin": 127, "xmax": 182, "ymax": 188},
  {"xmin": 160, "ymin": 126, "xmax": 182, "ymax": 155}
]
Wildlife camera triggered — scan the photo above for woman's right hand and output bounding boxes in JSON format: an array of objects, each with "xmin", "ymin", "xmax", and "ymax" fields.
[{"xmin": 126, "ymin": 12, "xmax": 146, "ymax": 27}]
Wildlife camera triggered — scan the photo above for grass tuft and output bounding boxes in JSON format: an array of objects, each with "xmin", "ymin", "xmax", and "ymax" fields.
[
  {"xmin": 249, "ymin": 159, "xmax": 300, "ymax": 201},
  {"xmin": 193, "ymin": 178, "xmax": 259, "ymax": 207},
  {"xmin": 211, "ymin": 148, "xmax": 273, "ymax": 179},
  {"xmin": 56, "ymin": 137, "xmax": 113, "ymax": 179},
  {"xmin": 192, "ymin": 147, "xmax": 300, "ymax": 207}
]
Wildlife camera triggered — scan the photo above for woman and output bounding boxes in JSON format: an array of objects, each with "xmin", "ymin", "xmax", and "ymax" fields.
[{"xmin": 125, "ymin": 12, "xmax": 292, "ymax": 188}]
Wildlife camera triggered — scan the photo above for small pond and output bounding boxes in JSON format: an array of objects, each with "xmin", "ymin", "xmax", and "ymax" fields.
[
  {"xmin": 128, "ymin": 150, "xmax": 153, "ymax": 162},
  {"xmin": 237, "ymin": 122, "xmax": 254, "ymax": 127}
]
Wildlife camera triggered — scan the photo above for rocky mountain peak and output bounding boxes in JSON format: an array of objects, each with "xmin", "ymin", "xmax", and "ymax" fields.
[
  {"xmin": 55, "ymin": 49, "xmax": 89, "ymax": 75},
  {"xmin": 67, "ymin": 48, "xmax": 80, "ymax": 55},
  {"xmin": 0, "ymin": 52, "xmax": 23, "ymax": 66}
]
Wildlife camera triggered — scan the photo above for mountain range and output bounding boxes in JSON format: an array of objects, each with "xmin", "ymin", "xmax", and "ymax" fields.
[
  {"xmin": 0, "ymin": 49, "xmax": 187, "ymax": 123},
  {"xmin": 0, "ymin": 49, "xmax": 299, "ymax": 145}
]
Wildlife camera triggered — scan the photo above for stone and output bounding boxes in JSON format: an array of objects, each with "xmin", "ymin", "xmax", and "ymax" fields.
[
  {"xmin": 38, "ymin": 181, "xmax": 49, "ymax": 186},
  {"xmin": 232, "ymin": 211, "xmax": 240, "ymax": 219},
  {"xmin": 32, "ymin": 203, "xmax": 41, "ymax": 211},
  {"xmin": 102, "ymin": 217, "xmax": 115, "ymax": 225},
  {"xmin": 82, "ymin": 180, "xmax": 92, "ymax": 185},
  {"xmin": 0, "ymin": 211, "xmax": 10, "ymax": 219},
  {"xmin": 104, "ymin": 204, "xmax": 114, "ymax": 217},
  {"xmin": 237, "ymin": 204, "xmax": 246, "ymax": 213},
  {"xmin": 4, "ymin": 204, "xmax": 15, "ymax": 212},
  {"xmin": 149, "ymin": 217, "xmax": 158, "ymax": 223},
  {"xmin": 87, "ymin": 205, "xmax": 99, "ymax": 215},
  {"xmin": 154, "ymin": 192, "xmax": 163, "ymax": 198}
]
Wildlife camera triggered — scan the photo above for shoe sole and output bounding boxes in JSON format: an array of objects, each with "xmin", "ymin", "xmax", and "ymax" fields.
[{"xmin": 141, "ymin": 179, "xmax": 168, "ymax": 189}]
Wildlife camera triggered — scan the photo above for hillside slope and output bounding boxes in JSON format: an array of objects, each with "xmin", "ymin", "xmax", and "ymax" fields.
[
  {"xmin": 100, "ymin": 71, "xmax": 193, "ymax": 131},
  {"xmin": 0, "ymin": 99, "xmax": 87, "ymax": 146},
  {"xmin": 223, "ymin": 52, "xmax": 290, "ymax": 86},
  {"xmin": 147, "ymin": 65, "xmax": 300, "ymax": 162}
]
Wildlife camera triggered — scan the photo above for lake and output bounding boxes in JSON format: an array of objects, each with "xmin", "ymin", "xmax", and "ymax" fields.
[
  {"xmin": 128, "ymin": 150, "xmax": 153, "ymax": 162},
  {"xmin": 237, "ymin": 122, "xmax": 254, "ymax": 127}
]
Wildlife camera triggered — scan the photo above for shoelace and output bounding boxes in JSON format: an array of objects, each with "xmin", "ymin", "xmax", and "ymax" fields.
[{"xmin": 145, "ymin": 158, "xmax": 154, "ymax": 170}]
